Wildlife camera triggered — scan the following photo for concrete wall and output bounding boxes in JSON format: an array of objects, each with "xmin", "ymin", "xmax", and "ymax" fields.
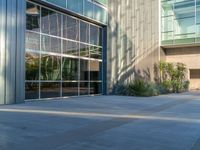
[
  {"xmin": 107, "ymin": 0, "xmax": 160, "ymax": 92},
  {"xmin": 0, "ymin": 0, "xmax": 26, "ymax": 104},
  {"xmin": 165, "ymin": 46, "xmax": 200, "ymax": 90}
]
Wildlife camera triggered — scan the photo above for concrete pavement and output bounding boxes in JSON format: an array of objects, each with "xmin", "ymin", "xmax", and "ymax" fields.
[{"xmin": 0, "ymin": 93, "xmax": 200, "ymax": 150}]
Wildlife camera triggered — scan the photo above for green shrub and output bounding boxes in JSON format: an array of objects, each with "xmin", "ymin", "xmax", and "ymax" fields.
[
  {"xmin": 183, "ymin": 80, "xmax": 190, "ymax": 91},
  {"xmin": 112, "ymin": 80, "xmax": 158, "ymax": 97},
  {"xmin": 112, "ymin": 82, "xmax": 128, "ymax": 95}
]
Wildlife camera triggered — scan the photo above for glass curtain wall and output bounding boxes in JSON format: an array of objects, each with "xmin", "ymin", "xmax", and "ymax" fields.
[
  {"xmin": 161, "ymin": 0, "xmax": 200, "ymax": 45},
  {"xmin": 25, "ymin": 2, "xmax": 103, "ymax": 100},
  {"xmin": 41, "ymin": 0, "xmax": 108, "ymax": 24}
]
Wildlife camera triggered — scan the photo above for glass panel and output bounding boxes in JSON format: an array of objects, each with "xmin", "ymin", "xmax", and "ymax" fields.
[
  {"xmin": 41, "ymin": 35, "xmax": 61, "ymax": 53},
  {"xmin": 62, "ymin": 57, "xmax": 79, "ymax": 81},
  {"xmin": 162, "ymin": 32, "xmax": 173, "ymax": 41},
  {"xmin": 162, "ymin": 16, "xmax": 173, "ymax": 32},
  {"xmin": 67, "ymin": 0, "xmax": 83, "ymax": 14},
  {"xmin": 90, "ymin": 82, "xmax": 102, "ymax": 94},
  {"xmin": 90, "ymin": 60, "xmax": 102, "ymax": 81},
  {"xmin": 25, "ymin": 82, "xmax": 39, "ymax": 99},
  {"xmin": 62, "ymin": 82, "xmax": 78, "ymax": 96},
  {"xmin": 90, "ymin": 25, "xmax": 102, "ymax": 46},
  {"xmin": 26, "ymin": 2, "xmax": 40, "ymax": 32},
  {"xmin": 41, "ymin": 7, "xmax": 61, "ymax": 36},
  {"xmin": 63, "ymin": 40, "xmax": 79, "ymax": 56},
  {"xmin": 41, "ymin": 54, "xmax": 61, "ymax": 80},
  {"xmin": 80, "ymin": 21, "xmax": 89, "ymax": 43},
  {"xmin": 80, "ymin": 44, "xmax": 89, "ymax": 57},
  {"xmin": 26, "ymin": 52, "xmax": 40, "ymax": 80},
  {"xmin": 80, "ymin": 59, "xmax": 89, "ymax": 81},
  {"xmin": 40, "ymin": 82, "xmax": 60, "ymax": 98},
  {"xmin": 45, "ymin": 0, "xmax": 66, "ymax": 8},
  {"xmin": 63, "ymin": 15, "xmax": 79, "ymax": 41},
  {"xmin": 79, "ymin": 82, "xmax": 89, "ymax": 95},
  {"xmin": 94, "ymin": 0, "xmax": 107, "ymax": 5},
  {"xmin": 93, "ymin": 4, "xmax": 107, "ymax": 23},
  {"xmin": 26, "ymin": 31, "xmax": 40, "ymax": 51},
  {"xmin": 83, "ymin": 0, "xmax": 93, "ymax": 18},
  {"xmin": 90, "ymin": 46, "xmax": 102, "ymax": 59},
  {"xmin": 161, "ymin": 0, "xmax": 174, "ymax": 17}
]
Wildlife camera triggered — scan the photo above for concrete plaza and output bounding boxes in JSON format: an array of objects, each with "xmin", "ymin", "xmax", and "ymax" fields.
[{"xmin": 0, "ymin": 93, "xmax": 200, "ymax": 150}]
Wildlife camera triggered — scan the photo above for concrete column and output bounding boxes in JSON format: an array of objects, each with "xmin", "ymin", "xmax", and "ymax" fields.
[{"xmin": 0, "ymin": 0, "xmax": 26, "ymax": 104}]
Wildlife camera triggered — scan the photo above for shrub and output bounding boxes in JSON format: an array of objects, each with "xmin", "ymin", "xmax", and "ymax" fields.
[
  {"xmin": 112, "ymin": 80, "xmax": 158, "ymax": 97},
  {"xmin": 112, "ymin": 82, "xmax": 128, "ymax": 95}
]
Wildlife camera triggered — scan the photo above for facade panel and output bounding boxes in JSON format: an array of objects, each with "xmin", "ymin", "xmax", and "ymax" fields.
[
  {"xmin": 107, "ymin": 0, "xmax": 160, "ymax": 93},
  {"xmin": 0, "ymin": 0, "xmax": 25, "ymax": 104}
]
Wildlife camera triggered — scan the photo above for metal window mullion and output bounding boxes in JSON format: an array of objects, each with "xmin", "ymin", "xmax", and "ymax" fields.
[
  {"xmin": 78, "ymin": 20, "xmax": 81, "ymax": 96},
  {"xmin": 39, "ymin": 5, "xmax": 42, "ymax": 100},
  {"xmin": 61, "ymin": 14, "xmax": 63, "ymax": 98},
  {"xmin": 195, "ymin": 0, "xmax": 197, "ymax": 43},
  {"xmin": 88, "ymin": 24, "xmax": 91, "ymax": 95}
]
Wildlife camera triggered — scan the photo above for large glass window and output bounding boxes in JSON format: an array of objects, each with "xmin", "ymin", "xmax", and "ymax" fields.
[
  {"xmin": 25, "ymin": 52, "xmax": 40, "ymax": 80},
  {"xmin": 26, "ymin": 3, "xmax": 40, "ymax": 32},
  {"xmin": 62, "ymin": 57, "xmax": 79, "ymax": 81},
  {"xmin": 80, "ymin": 21, "xmax": 90, "ymax": 43},
  {"xmin": 40, "ymin": 82, "xmax": 61, "ymax": 98},
  {"xmin": 161, "ymin": 0, "xmax": 199, "ymax": 45},
  {"xmin": 90, "ymin": 25, "xmax": 102, "ymax": 46},
  {"xmin": 26, "ymin": 31, "xmax": 40, "ymax": 51},
  {"xmin": 41, "ymin": 35, "xmax": 61, "ymax": 53},
  {"xmin": 26, "ymin": 2, "xmax": 103, "ymax": 100},
  {"xmin": 25, "ymin": 82, "xmax": 39, "ymax": 100},
  {"xmin": 41, "ymin": 8, "xmax": 61, "ymax": 36},
  {"xmin": 67, "ymin": 0, "xmax": 83, "ymax": 14},
  {"xmin": 40, "ymin": 55, "xmax": 61, "ymax": 81},
  {"xmin": 63, "ymin": 40, "xmax": 79, "ymax": 56},
  {"xmin": 63, "ymin": 15, "xmax": 79, "ymax": 41}
]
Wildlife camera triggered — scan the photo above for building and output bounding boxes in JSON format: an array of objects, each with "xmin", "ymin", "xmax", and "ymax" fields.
[{"xmin": 0, "ymin": 0, "xmax": 199, "ymax": 105}]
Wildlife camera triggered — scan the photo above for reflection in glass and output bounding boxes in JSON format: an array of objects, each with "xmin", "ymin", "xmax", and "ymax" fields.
[
  {"xmin": 41, "ymin": 55, "xmax": 61, "ymax": 80},
  {"xmin": 83, "ymin": 0, "xmax": 93, "ymax": 18},
  {"xmin": 63, "ymin": 15, "xmax": 79, "ymax": 41},
  {"xmin": 25, "ymin": 82, "xmax": 39, "ymax": 99},
  {"xmin": 80, "ymin": 59, "xmax": 89, "ymax": 81},
  {"xmin": 40, "ymin": 82, "xmax": 60, "ymax": 98},
  {"xmin": 26, "ymin": 2, "xmax": 40, "ymax": 32},
  {"xmin": 62, "ymin": 57, "xmax": 79, "ymax": 80},
  {"xmin": 41, "ymin": 35, "xmax": 61, "ymax": 53},
  {"xmin": 80, "ymin": 44, "xmax": 89, "ymax": 57},
  {"xmin": 93, "ymin": 4, "xmax": 107, "ymax": 23},
  {"xmin": 26, "ymin": 52, "xmax": 40, "ymax": 80},
  {"xmin": 63, "ymin": 40, "xmax": 79, "ymax": 56},
  {"xmin": 90, "ymin": 60, "xmax": 102, "ymax": 81},
  {"xmin": 26, "ymin": 31, "xmax": 40, "ymax": 51},
  {"xmin": 90, "ymin": 82, "xmax": 102, "ymax": 94},
  {"xmin": 45, "ymin": 0, "xmax": 66, "ymax": 8},
  {"xmin": 79, "ymin": 82, "xmax": 89, "ymax": 95},
  {"xmin": 62, "ymin": 82, "xmax": 78, "ymax": 96},
  {"xmin": 80, "ymin": 21, "xmax": 89, "ymax": 43},
  {"xmin": 41, "ymin": 7, "xmax": 61, "ymax": 36},
  {"xmin": 90, "ymin": 46, "xmax": 102, "ymax": 59},
  {"xmin": 67, "ymin": 0, "xmax": 83, "ymax": 14},
  {"xmin": 90, "ymin": 25, "xmax": 102, "ymax": 46}
]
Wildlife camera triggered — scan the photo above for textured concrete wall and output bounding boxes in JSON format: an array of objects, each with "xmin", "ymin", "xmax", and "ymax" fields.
[
  {"xmin": 0, "ymin": 0, "xmax": 26, "ymax": 104},
  {"xmin": 165, "ymin": 46, "xmax": 200, "ymax": 90},
  {"xmin": 166, "ymin": 47, "xmax": 200, "ymax": 69},
  {"xmin": 107, "ymin": 0, "xmax": 160, "ymax": 92}
]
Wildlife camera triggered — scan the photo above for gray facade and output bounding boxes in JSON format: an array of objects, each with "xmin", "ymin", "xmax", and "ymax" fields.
[
  {"xmin": 107, "ymin": 0, "xmax": 160, "ymax": 92},
  {"xmin": 0, "ymin": 0, "xmax": 26, "ymax": 104}
]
